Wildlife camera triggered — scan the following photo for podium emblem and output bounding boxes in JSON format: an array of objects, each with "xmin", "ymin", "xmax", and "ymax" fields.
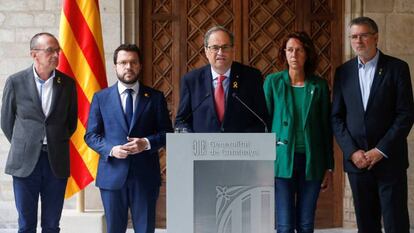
[{"xmin": 193, "ymin": 140, "xmax": 207, "ymax": 156}]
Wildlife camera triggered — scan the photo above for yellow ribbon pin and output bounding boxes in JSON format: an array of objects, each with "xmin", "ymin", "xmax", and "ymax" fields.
[{"xmin": 233, "ymin": 81, "xmax": 238, "ymax": 89}]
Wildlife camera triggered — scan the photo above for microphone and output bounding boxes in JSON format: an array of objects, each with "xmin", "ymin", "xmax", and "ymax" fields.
[
  {"xmin": 232, "ymin": 93, "xmax": 268, "ymax": 133},
  {"xmin": 180, "ymin": 93, "xmax": 211, "ymax": 124}
]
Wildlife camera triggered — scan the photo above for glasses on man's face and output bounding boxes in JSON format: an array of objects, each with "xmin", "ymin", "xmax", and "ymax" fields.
[
  {"xmin": 206, "ymin": 44, "xmax": 233, "ymax": 53},
  {"xmin": 349, "ymin": 32, "xmax": 376, "ymax": 41},
  {"xmin": 116, "ymin": 61, "xmax": 140, "ymax": 67},
  {"xmin": 32, "ymin": 47, "xmax": 61, "ymax": 54}
]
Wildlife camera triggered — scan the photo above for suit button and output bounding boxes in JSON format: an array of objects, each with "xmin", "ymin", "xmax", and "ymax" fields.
[{"xmin": 283, "ymin": 121, "xmax": 288, "ymax": 126}]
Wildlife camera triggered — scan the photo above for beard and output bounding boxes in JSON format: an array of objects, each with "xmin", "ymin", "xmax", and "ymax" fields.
[{"xmin": 116, "ymin": 70, "xmax": 139, "ymax": 84}]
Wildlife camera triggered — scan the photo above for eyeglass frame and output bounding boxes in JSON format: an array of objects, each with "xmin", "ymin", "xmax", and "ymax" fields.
[
  {"xmin": 349, "ymin": 32, "xmax": 376, "ymax": 41},
  {"xmin": 116, "ymin": 60, "xmax": 140, "ymax": 67},
  {"xmin": 31, "ymin": 47, "xmax": 61, "ymax": 54},
  {"xmin": 206, "ymin": 44, "xmax": 233, "ymax": 53}
]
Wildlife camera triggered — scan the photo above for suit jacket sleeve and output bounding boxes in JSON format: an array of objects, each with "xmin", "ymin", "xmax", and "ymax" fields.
[
  {"xmin": 145, "ymin": 92, "xmax": 173, "ymax": 152},
  {"xmin": 175, "ymin": 75, "xmax": 193, "ymax": 131},
  {"xmin": 263, "ymin": 75, "xmax": 275, "ymax": 130},
  {"xmin": 250, "ymin": 70, "xmax": 269, "ymax": 132},
  {"xmin": 67, "ymin": 78, "xmax": 78, "ymax": 136},
  {"xmin": 1, "ymin": 77, "xmax": 16, "ymax": 142},
  {"xmin": 375, "ymin": 62, "xmax": 414, "ymax": 155},
  {"xmin": 331, "ymin": 68, "xmax": 359, "ymax": 160},
  {"xmin": 84, "ymin": 94, "xmax": 114, "ymax": 161},
  {"xmin": 320, "ymin": 80, "xmax": 334, "ymax": 169}
]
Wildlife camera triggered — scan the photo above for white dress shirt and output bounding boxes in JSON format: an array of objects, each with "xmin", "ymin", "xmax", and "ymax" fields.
[
  {"xmin": 211, "ymin": 68, "xmax": 231, "ymax": 98},
  {"xmin": 117, "ymin": 81, "xmax": 139, "ymax": 114},
  {"xmin": 357, "ymin": 50, "xmax": 386, "ymax": 158},
  {"xmin": 358, "ymin": 50, "xmax": 379, "ymax": 111},
  {"xmin": 110, "ymin": 81, "xmax": 150, "ymax": 156},
  {"xmin": 33, "ymin": 66, "xmax": 55, "ymax": 144}
]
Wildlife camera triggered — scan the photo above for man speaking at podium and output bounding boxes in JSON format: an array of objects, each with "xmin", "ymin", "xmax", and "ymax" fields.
[{"xmin": 175, "ymin": 26, "xmax": 268, "ymax": 132}]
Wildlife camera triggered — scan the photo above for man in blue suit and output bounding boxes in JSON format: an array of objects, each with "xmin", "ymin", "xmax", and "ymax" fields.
[
  {"xmin": 175, "ymin": 26, "xmax": 268, "ymax": 132},
  {"xmin": 85, "ymin": 44, "xmax": 173, "ymax": 233},
  {"xmin": 332, "ymin": 17, "xmax": 414, "ymax": 233}
]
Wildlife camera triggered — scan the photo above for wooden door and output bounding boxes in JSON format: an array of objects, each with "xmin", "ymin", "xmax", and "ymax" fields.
[{"xmin": 140, "ymin": 0, "xmax": 343, "ymax": 228}]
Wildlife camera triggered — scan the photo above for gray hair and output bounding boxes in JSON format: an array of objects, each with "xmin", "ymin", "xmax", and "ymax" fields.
[
  {"xmin": 203, "ymin": 26, "xmax": 234, "ymax": 47},
  {"xmin": 349, "ymin": 17, "xmax": 379, "ymax": 33},
  {"xmin": 30, "ymin": 32, "xmax": 58, "ymax": 50}
]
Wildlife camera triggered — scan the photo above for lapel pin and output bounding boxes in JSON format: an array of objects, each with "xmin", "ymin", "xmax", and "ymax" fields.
[
  {"xmin": 57, "ymin": 77, "xmax": 61, "ymax": 84},
  {"xmin": 233, "ymin": 81, "xmax": 238, "ymax": 89},
  {"xmin": 378, "ymin": 68, "xmax": 383, "ymax": 76},
  {"xmin": 144, "ymin": 93, "xmax": 149, "ymax": 97}
]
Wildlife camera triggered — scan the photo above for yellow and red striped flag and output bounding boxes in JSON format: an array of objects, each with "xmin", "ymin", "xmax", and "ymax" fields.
[{"xmin": 58, "ymin": 0, "xmax": 108, "ymax": 198}]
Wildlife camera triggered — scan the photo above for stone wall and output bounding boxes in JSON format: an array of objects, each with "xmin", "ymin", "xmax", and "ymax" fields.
[
  {"xmin": 343, "ymin": 0, "xmax": 414, "ymax": 228},
  {"xmin": 0, "ymin": 0, "xmax": 120, "ymax": 229}
]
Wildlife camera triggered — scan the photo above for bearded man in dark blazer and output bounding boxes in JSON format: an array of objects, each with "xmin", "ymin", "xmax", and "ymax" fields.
[
  {"xmin": 1, "ymin": 32, "xmax": 78, "ymax": 233},
  {"xmin": 175, "ymin": 26, "xmax": 268, "ymax": 132},
  {"xmin": 85, "ymin": 44, "xmax": 172, "ymax": 233},
  {"xmin": 331, "ymin": 17, "xmax": 414, "ymax": 233}
]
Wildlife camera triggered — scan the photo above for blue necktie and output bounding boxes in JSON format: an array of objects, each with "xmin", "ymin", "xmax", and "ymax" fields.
[{"xmin": 125, "ymin": 89, "xmax": 133, "ymax": 127}]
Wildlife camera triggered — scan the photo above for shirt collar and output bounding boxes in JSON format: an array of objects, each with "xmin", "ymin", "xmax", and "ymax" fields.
[
  {"xmin": 358, "ymin": 49, "xmax": 380, "ymax": 69},
  {"xmin": 211, "ymin": 67, "xmax": 231, "ymax": 80},
  {"xmin": 33, "ymin": 65, "xmax": 56, "ymax": 83},
  {"xmin": 117, "ymin": 81, "xmax": 140, "ymax": 95}
]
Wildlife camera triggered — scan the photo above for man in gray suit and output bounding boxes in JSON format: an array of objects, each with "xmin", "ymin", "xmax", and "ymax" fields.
[{"xmin": 1, "ymin": 32, "xmax": 77, "ymax": 233}]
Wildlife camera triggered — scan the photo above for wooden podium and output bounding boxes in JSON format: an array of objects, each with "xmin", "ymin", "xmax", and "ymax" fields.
[{"xmin": 167, "ymin": 133, "xmax": 275, "ymax": 233}]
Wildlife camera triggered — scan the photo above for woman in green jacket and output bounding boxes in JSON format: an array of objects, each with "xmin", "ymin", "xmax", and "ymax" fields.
[{"xmin": 263, "ymin": 31, "xmax": 334, "ymax": 233}]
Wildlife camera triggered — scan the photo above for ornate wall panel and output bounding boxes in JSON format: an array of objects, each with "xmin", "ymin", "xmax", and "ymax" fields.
[
  {"xmin": 186, "ymin": 0, "xmax": 234, "ymax": 71},
  {"xmin": 309, "ymin": 0, "xmax": 335, "ymax": 83},
  {"xmin": 150, "ymin": 0, "xmax": 174, "ymax": 109},
  {"xmin": 246, "ymin": 0, "xmax": 296, "ymax": 76}
]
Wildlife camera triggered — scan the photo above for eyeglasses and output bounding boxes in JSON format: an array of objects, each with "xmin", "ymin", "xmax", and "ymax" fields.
[
  {"xmin": 116, "ymin": 61, "xmax": 140, "ymax": 67},
  {"xmin": 206, "ymin": 44, "xmax": 233, "ymax": 53},
  {"xmin": 32, "ymin": 47, "xmax": 60, "ymax": 54},
  {"xmin": 285, "ymin": 47, "xmax": 305, "ymax": 54},
  {"xmin": 349, "ymin": 32, "xmax": 376, "ymax": 41}
]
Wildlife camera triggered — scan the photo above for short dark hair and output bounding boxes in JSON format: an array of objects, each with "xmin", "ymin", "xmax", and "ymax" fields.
[
  {"xmin": 30, "ymin": 32, "xmax": 58, "ymax": 50},
  {"xmin": 349, "ymin": 16, "xmax": 378, "ymax": 33},
  {"xmin": 278, "ymin": 31, "xmax": 318, "ymax": 76},
  {"xmin": 113, "ymin": 44, "xmax": 142, "ymax": 64},
  {"xmin": 204, "ymin": 26, "xmax": 234, "ymax": 47}
]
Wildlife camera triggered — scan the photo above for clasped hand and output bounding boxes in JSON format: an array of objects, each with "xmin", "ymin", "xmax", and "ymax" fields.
[
  {"xmin": 111, "ymin": 137, "xmax": 148, "ymax": 159},
  {"xmin": 351, "ymin": 148, "xmax": 383, "ymax": 170}
]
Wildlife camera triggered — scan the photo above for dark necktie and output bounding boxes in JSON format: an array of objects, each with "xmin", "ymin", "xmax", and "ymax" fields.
[
  {"xmin": 125, "ymin": 88, "xmax": 133, "ymax": 127},
  {"xmin": 214, "ymin": 75, "xmax": 226, "ymax": 123}
]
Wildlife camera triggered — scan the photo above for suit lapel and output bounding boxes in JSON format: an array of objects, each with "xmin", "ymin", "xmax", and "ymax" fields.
[
  {"xmin": 203, "ymin": 66, "xmax": 219, "ymax": 123},
  {"xmin": 350, "ymin": 59, "xmax": 366, "ymax": 113},
  {"xmin": 366, "ymin": 52, "xmax": 385, "ymax": 112},
  {"xmin": 225, "ymin": 64, "xmax": 238, "ymax": 121},
  {"xmin": 47, "ymin": 72, "xmax": 63, "ymax": 119},
  {"xmin": 109, "ymin": 84, "xmax": 129, "ymax": 133},
  {"xmin": 302, "ymin": 77, "xmax": 316, "ymax": 127},
  {"xmin": 27, "ymin": 67, "xmax": 46, "ymax": 118},
  {"xmin": 282, "ymin": 72, "xmax": 294, "ymax": 120},
  {"xmin": 130, "ymin": 84, "xmax": 150, "ymax": 132}
]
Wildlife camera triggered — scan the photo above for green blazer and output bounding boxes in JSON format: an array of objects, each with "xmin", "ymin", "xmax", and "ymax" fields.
[{"xmin": 263, "ymin": 70, "xmax": 334, "ymax": 180}]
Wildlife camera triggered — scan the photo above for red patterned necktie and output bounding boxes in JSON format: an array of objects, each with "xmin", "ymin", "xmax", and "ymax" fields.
[{"xmin": 214, "ymin": 75, "xmax": 226, "ymax": 123}]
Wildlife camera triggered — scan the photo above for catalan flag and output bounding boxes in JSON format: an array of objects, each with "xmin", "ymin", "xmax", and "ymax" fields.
[{"xmin": 58, "ymin": 0, "xmax": 108, "ymax": 198}]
